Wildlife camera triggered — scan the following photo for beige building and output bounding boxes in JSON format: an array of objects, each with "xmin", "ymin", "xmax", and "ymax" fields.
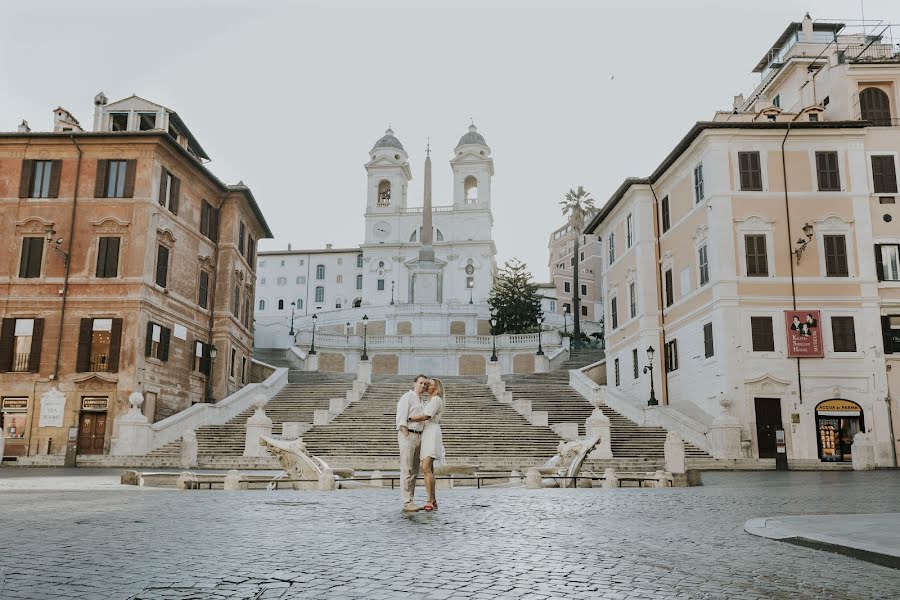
[
  {"xmin": 587, "ymin": 15, "xmax": 900, "ymax": 468},
  {"xmin": 547, "ymin": 219, "xmax": 603, "ymax": 321},
  {"xmin": 0, "ymin": 93, "xmax": 272, "ymax": 461}
]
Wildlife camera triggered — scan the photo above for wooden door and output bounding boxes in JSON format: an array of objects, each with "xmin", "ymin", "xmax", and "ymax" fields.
[
  {"xmin": 754, "ymin": 398, "xmax": 783, "ymax": 459},
  {"xmin": 77, "ymin": 412, "xmax": 107, "ymax": 455}
]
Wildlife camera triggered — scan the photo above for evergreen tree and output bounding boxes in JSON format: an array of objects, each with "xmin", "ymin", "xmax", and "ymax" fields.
[{"xmin": 488, "ymin": 259, "xmax": 542, "ymax": 334}]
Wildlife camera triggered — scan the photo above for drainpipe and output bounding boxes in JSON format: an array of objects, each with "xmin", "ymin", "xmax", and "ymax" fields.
[
  {"xmin": 781, "ymin": 124, "xmax": 804, "ymax": 408},
  {"xmin": 647, "ymin": 183, "xmax": 668, "ymax": 405},
  {"xmin": 52, "ymin": 136, "xmax": 82, "ymax": 380}
]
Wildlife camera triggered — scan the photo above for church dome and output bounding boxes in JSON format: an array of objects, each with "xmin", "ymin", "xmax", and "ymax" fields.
[
  {"xmin": 457, "ymin": 124, "xmax": 486, "ymax": 147},
  {"xmin": 373, "ymin": 128, "xmax": 404, "ymax": 151}
]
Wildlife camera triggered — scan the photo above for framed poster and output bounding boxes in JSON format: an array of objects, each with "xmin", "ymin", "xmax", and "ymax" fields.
[{"xmin": 785, "ymin": 310, "xmax": 824, "ymax": 358}]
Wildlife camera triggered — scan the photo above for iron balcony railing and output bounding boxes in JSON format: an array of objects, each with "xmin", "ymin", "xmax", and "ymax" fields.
[
  {"xmin": 11, "ymin": 353, "xmax": 30, "ymax": 372},
  {"xmin": 89, "ymin": 354, "xmax": 110, "ymax": 372}
]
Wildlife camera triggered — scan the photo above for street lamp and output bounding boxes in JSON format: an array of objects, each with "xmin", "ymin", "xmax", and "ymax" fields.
[
  {"xmin": 205, "ymin": 344, "xmax": 218, "ymax": 403},
  {"xmin": 536, "ymin": 313, "xmax": 545, "ymax": 356},
  {"xmin": 390, "ymin": 281, "xmax": 395, "ymax": 305},
  {"xmin": 490, "ymin": 315, "xmax": 498, "ymax": 362},
  {"xmin": 346, "ymin": 321, "xmax": 351, "ymax": 347},
  {"xmin": 361, "ymin": 314, "xmax": 369, "ymax": 361},
  {"xmin": 563, "ymin": 305, "xmax": 569, "ymax": 334},
  {"xmin": 309, "ymin": 313, "xmax": 317, "ymax": 356},
  {"xmin": 289, "ymin": 301, "xmax": 296, "ymax": 336},
  {"xmin": 642, "ymin": 345, "xmax": 658, "ymax": 406}
]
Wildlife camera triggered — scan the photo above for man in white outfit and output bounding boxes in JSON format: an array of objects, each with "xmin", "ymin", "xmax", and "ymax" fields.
[{"xmin": 397, "ymin": 374, "xmax": 429, "ymax": 511}]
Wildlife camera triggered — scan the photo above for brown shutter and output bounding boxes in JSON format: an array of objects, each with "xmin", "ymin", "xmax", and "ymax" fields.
[
  {"xmin": 201, "ymin": 343, "xmax": 211, "ymax": 375},
  {"xmin": 160, "ymin": 326, "xmax": 171, "ymax": 362},
  {"xmin": 76, "ymin": 318, "xmax": 93, "ymax": 372},
  {"xmin": 28, "ymin": 318, "xmax": 44, "ymax": 372},
  {"xmin": 48, "ymin": 160, "xmax": 62, "ymax": 198},
  {"xmin": 96, "ymin": 237, "xmax": 108, "ymax": 277},
  {"xmin": 169, "ymin": 175, "xmax": 180, "ymax": 215},
  {"xmin": 882, "ymin": 316, "xmax": 894, "ymax": 354},
  {"xmin": 0, "ymin": 319, "xmax": 15, "ymax": 371},
  {"xmin": 145, "ymin": 321, "xmax": 154, "ymax": 357},
  {"xmin": 158, "ymin": 168, "xmax": 168, "ymax": 206},
  {"xmin": 107, "ymin": 237, "xmax": 119, "ymax": 277},
  {"xmin": 824, "ymin": 236, "xmax": 837, "ymax": 275},
  {"xmin": 107, "ymin": 318, "xmax": 123, "ymax": 372},
  {"xmin": 886, "ymin": 157, "xmax": 899, "ymax": 194},
  {"xmin": 94, "ymin": 159, "xmax": 108, "ymax": 197},
  {"xmin": 211, "ymin": 206, "xmax": 220, "ymax": 242},
  {"xmin": 200, "ymin": 202, "xmax": 209, "ymax": 236},
  {"xmin": 875, "ymin": 245, "xmax": 885, "ymax": 281},
  {"xmin": 19, "ymin": 159, "xmax": 34, "ymax": 198},
  {"xmin": 123, "ymin": 159, "xmax": 137, "ymax": 198}
]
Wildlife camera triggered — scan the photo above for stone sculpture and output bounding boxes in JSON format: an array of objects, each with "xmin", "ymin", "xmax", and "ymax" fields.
[{"xmin": 258, "ymin": 434, "xmax": 334, "ymax": 490}]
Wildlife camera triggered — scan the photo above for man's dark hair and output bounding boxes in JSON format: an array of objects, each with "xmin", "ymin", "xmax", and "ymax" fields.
[{"xmin": 414, "ymin": 374, "xmax": 428, "ymax": 383}]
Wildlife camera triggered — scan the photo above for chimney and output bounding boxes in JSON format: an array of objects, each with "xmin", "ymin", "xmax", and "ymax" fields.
[
  {"xmin": 801, "ymin": 13, "xmax": 814, "ymax": 43},
  {"xmin": 18, "ymin": 119, "xmax": 30, "ymax": 133},
  {"xmin": 287, "ymin": 243, "xmax": 292, "ymax": 251},
  {"xmin": 92, "ymin": 91, "xmax": 108, "ymax": 131}
]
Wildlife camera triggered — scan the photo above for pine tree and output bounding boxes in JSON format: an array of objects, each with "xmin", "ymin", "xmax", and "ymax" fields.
[{"xmin": 488, "ymin": 259, "xmax": 542, "ymax": 334}]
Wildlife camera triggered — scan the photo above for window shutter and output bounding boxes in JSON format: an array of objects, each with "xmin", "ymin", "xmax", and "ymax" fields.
[
  {"xmin": 107, "ymin": 318, "xmax": 123, "ymax": 372},
  {"xmin": 160, "ymin": 327, "xmax": 171, "ymax": 362},
  {"xmin": 875, "ymin": 245, "xmax": 885, "ymax": 281},
  {"xmin": 145, "ymin": 321, "xmax": 154, "ymax": 357},
  {"xmin": 169, "ymin": 175, "xmax": 180, "ymax": 215},
  {"xmin": 158, "ymin": 169, "xmax": 168, "ymax": 206},
  {"xmin": 882, "ymin": 316, "xmax": 894, "ymax": 354},
  {"xmin": 885, "ymin": 157, "xmax": 899, "ymax": 193},
  {"xmin": 156, "ymin": 245, "xmax": 169, "ymax": 287},
  {"xmin": 0, "ymin": 319, "xmax": 15, "ymax": 371},
  {"xmin": 123, "ymin": 159, "xmax": 137, "ymax": 198},
  {"xmin": 107, "ymin": 237, "xmax": 120, "ymax": 277},
  {"xmin": 96, "ymin": 238, "xmax": 108, "ymax": 277},
  {"xmin": 19, "ymin": 159, "xmax": 34, "ymax": 198},
  {"xmin": 94, "ymin": 159, "xmax": 108, "ymax": 198},
  {"xmin": 76, "ymin": 318, "xmax": 93, "ymax": 372},
  {"xmin": 211, "ymin": 206, "xmax": 220, "ymax": 242},
  {"xmin": 46, "ymin": 159, "xmax": 62, "ymax": 198},
  {"xmin": 200, "ymin": 202, "xmax": 210, "ymax": 236},
  {"xmin": 27, "ymin": 318, "xmax": 44, "ymax": 372},
  {"xmin": 824, "ymin": 236, "xmax": 837, "ymax": 275},
  {"xmin": 201, "ymin": 343, "xmax": 211, "ymax": 375}
]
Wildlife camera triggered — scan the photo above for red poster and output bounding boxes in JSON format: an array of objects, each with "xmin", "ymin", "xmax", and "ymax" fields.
[{"xmin": 785, "ymin": 310, "xmax": 824, "ymax": 358}]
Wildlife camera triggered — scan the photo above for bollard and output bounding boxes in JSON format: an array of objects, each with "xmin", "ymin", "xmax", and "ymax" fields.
[
  {"xmin": 525, "ymin": 468, "xmax": 542, "ymax": 489},
  {"xmin": 654, "ymin": 470, "xmax": 671, "ymax": 488},
  {"xmin": 175, "ymin": 471, "xmax": 198, "ymax": 490},
  {"xmin": 370, "ymin": 469, "xmax": 384, "ymax": 487},
  {"xmin": 602, "ymin": 467, "xmax": 619, "ymax": 489},
  {"xmin": 223, "ymin": 470, "xmax": 242, "ymax": 491}
]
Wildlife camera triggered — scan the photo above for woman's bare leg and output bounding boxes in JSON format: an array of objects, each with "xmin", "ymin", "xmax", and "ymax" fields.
[{"xmin": 421, "ymin": 457, "xmax": 435, "ymax": 503}]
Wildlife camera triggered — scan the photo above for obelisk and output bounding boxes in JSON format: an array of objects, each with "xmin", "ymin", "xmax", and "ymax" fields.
[{"xmin": 420, "ymin": 140, "xmax": 435, "ymax": 262}]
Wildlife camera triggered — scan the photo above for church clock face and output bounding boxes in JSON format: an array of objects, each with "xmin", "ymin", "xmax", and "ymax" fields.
[{"xmin": 373, "ymin": 221, "xmax": 392, "ymax": 239}]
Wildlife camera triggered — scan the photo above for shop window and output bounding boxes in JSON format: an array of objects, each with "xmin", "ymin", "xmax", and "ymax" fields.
[
  {"xmin": 816, "ymin": 400, "xmax": 864, "ymax": 462},
  {"xmin": 1, "ymin": 399, "xmax": 28, "ymax": 446}
]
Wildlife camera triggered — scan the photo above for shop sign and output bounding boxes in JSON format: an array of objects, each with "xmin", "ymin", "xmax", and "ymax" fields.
[
  {"xmin": 38, "ymin": 388, "xmax": 66, "ymax": 428},
  {"xmin": 816, "ymin": 400, "xmax": 862, "ymax": 414},
  {"xmin": 82, "ymin": 397, "xmax": 108, "ymax": 411},
  {"xmin": 2, "ymin": 398, "xmax": 28, "ymax": 410},
  {"xmin": 785, "ymin": 310, "xmax": 824, "ymax": 358}
]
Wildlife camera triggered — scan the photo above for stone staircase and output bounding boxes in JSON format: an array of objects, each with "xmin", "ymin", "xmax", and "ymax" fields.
[
  {"xmin": 556, "ymin": 348, "xmax": 606, "ymax": 370},
  {"xmin": 302, "ymin": 376, "xmax": 564, "ymax": 471}
]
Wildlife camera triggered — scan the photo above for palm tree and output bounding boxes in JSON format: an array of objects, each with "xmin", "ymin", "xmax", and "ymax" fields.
[{"xmin": 560, "ymin": 186, "xmax": 596, "ymax": 350}]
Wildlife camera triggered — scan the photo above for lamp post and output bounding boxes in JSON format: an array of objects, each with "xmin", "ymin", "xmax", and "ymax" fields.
[
  {"xmin": 205, "ymin": 345, "xmax": 218, "ymax": 403},
  {"xmin": 563, "ymin": 305, "xmax": 569, "ymax": 334},
  {"xmin": 346, "ymin": 321, "xmax": 351, "ymax": 348},
  {"xmin": 642, "ymin": 345, "xmax": 658, "ymax": 406},
  {"xmin": 536, "ymin": 313, "xmax": 545, "ymax": 356},
  {"xmin": 289, "ymin": 301, "xmax": 296, "ymax": 336},
  {"xmin": 490, "ymin": 315, "xmax": 498, "ymax": 362},
  {"xmin": 361, "ymin": 314, "xmax": 369, "ymax": 361},
  {"xmin": 390, "ymin": 281, "xmax": 395, "ymax": 305},
  {"xmin": 309, "ymin": 313, "xmax": 317, "ymax": 356}
]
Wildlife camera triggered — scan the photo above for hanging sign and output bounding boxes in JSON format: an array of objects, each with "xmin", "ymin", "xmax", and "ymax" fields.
[
  {"xmin": 2, "ymin": 398, "xmax": 28, "ymax": 410},
  {"xmin": 785, "ymin": 310, "xmax": 824, "ymax": 358}
]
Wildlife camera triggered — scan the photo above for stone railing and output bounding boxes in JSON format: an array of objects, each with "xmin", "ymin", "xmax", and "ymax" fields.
[
  {"xmin": 547, "ymin": 343, "xmax": 570, "ymax": 371},
  {"xmin": 296, "ymin": 330, "xmax": 562, "ymax": 352},
  {"xmin": 109, "ymin": 360, "xmax": 289, "ymax": 456}
]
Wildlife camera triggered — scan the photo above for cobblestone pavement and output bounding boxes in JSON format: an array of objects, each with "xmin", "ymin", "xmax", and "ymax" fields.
[{"xmin": 1, "ymin": 471, "xmax": 898, "ymax": 600}]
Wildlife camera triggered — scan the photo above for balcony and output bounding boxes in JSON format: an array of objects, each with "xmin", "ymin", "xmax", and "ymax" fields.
[
  {"xmin": 89, "ymin": 354, "xmax": 110, "ymax": 372},
  {"xmin": 11, "ymin": 353, "xmax": 30, "ymax": 372}
]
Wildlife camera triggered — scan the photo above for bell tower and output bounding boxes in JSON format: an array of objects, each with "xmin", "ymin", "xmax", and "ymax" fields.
[
  {"xmin": 364, "ymin": 128, "xmax": 412, "ymax": 214},
  {"xmin": 450, "ymin": 123, "xmax": 494, "ymax": 208}
]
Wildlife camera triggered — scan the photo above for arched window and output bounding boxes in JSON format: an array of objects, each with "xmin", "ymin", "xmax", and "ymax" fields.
[
  {"xmin": 411, "ymin": 227, "xmax": 444, "ymax": 242},
  {"xmin": 353, "ymin": 298, "xmax": 362, "ymax": 308},
  {"xmin": 259, "ymin": 299, "xmax": 265, "ymax": 310},
  {"xmin": 436, "ymin": 228, "xmax": 444, "ymax": 242},
  {"xmin": 277, "ymin": 299, "xmax": 284, "ymax": 310},
  {"xmin": 860, "ymin": 87, "xmax": 891, "ymax": 126},
  {"xmin": 357, "ymin": 253, "xmax": 363, "ymax": 267},
  {"xmin": 377, "ymin": 180, "xmax": 391, "ymax": 206},
  {"xmin": 409, "ymin": 230, "xmax": 417, "ymax": 242},
  {"xmin": 316, "ymin": 264, "xmax": 325, "ymax": 280},
  {"xmin": 315, "ymin": 286, "xmax": 324, "ymax": 303},
  {"xmin": 296, "ymin": 299, "xmax": 303, "ymax": 309},
  {"xmin": 356, "ymin": 274, "xmax": 363, "ymax": 289},
  {"xmin": 335, "ymin": 297, "xmax": 343, "ymax": 309},
  {"xmin": 464, "ymin": 175, "xmax": 478, "ymax": 203}
]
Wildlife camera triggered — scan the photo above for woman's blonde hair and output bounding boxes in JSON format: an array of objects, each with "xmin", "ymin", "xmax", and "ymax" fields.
[{"xmin": 430, "ymin": 378, "xmax": 445, "ymax": 400}]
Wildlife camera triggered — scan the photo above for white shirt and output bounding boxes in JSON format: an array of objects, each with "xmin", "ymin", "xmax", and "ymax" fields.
[{"xmin": 396, "ymin": 390, "xmax": 424, "ymax": 432}]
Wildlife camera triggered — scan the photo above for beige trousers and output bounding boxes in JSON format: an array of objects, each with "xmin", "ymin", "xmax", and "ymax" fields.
[{"xmin": 398, "ymin": 431, "xmax": 421, "ymax": 504}]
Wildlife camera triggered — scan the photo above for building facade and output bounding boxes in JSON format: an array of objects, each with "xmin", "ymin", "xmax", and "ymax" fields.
[
  {"xmin": 548, "ymin": 219, "xmax": 603, "ymax": 321},
  {"xmin": 0, "ymin": 93, "xmax": 271, "ymax": 461},
  {"xmin": 588, "ymin": 15, "xmax": 900, "ymax": 467}
]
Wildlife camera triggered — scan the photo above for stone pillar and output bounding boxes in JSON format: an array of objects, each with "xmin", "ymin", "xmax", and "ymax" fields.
[
  {"xmin": 357, "ymin": 360, "xmax": 372, "ymax": 384},
  {"xmin": 0, "ymin": 429, "xmax": 5, "ymax": 466},
  {"xmin": 534, "ymin": 354, "xmax": 549, "ymax": 373},
  {"xmin": 851, "ymin": 432, "xmax": 876, "ymax": 471},
  {"xmin": 707, "ymin": 396, "xmax": 742, "ymax": 459},
  {"xmin": 602, "ymin": 467, "xmax": 619, "ymax": 489},
  {"xmin": 370, "ymin": 469, "xmax": 384, "ymax": 487},
  {"xmin": 223, "ymin": 470, "xmax": 242, "ymax": 491},
  {"xmin": 509, "ymin": 470, "xmax": 523, "ymax": 484},
  {"xmin": 243, "ymin": 395, "xmax": 273, "ymax": 458},
  {"xmin": 318, "ymin": 468, "xmax": 337, "ymax": 491},
  {"xmin": 486, "ymin": 361, "xmax": 501, "ymax": 385},
  {"xmin": 306, "ymin": 354, "xmax": 319, "ymax": 372},
  {"xmin": 525, "ymin": 468, "xmax": 542, "ymax": 489},
  {"xmin": 664, "ymin": 431, "xmax": 686, "ymax": 474},
  {"xmin": 180, "ymin": 430, "xmax": 198, "ymax": 469},
  {"xmin": 109, "ymin": 392, "xmax": 154, "ymax": 456},
  {"xmin": 654, "ymin": 470, "xmax": 671, "ymax": 488},
  {"xmin": 586, "ymin": 400, "xmax": 613, "ymax": 459},
  {"xmin": 175, "ymin": 471, "xmax": 197, "ymax": 490},
  {"xmin": 281, "ymin": 422, "xmax": 303, "ymax": 440}
]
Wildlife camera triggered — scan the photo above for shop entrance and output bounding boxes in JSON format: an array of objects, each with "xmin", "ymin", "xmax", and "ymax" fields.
[
  {"xmin": 754, "ymin": 397, "xmax": 783, "ymax": 459},
  {"xmin": 77, "ymin": 397, "xmax": 108, "ymax": 455},
  {"xmin": 815, "ymin": 399, "xmax": 865, "ymax": 462},
  {"xmin": 1, "ymin": 397, "xmax": 29, "ymax": 458}
]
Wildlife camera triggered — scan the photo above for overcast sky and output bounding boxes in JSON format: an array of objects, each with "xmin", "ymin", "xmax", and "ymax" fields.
[{"xmin": 3, "ymin": 1, "xmax": 898, "ymax": 280}]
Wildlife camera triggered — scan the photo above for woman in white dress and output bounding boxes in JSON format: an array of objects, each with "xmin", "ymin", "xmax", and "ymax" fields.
[{"xmin": 408, "ymin": 378, "xmax": 444, "ymax": 511}]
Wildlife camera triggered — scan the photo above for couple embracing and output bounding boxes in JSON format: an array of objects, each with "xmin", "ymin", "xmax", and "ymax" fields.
[{"xmin": 396, "ymin": 375, "xmax": 445, "ymax": 512}]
